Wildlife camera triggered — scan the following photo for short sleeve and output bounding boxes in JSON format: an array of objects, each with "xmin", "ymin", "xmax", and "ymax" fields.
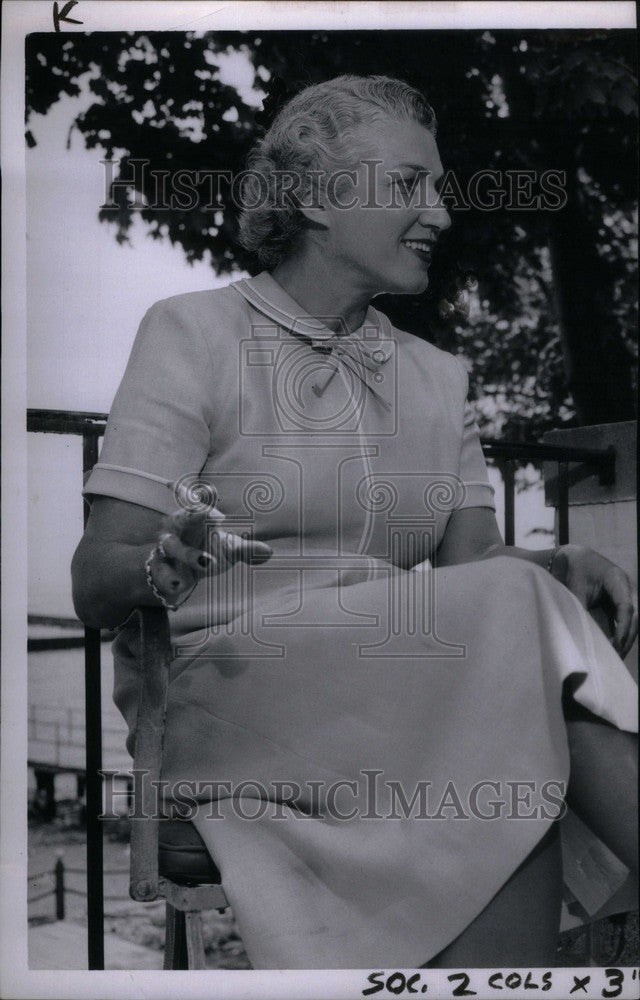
[
  {"xmin": 455, "ymin": 361, "xmax": 496, "ymax": 512},
  {"xmin": 83, "ymin": 297, "xmax": 215, "ymax": 515}
]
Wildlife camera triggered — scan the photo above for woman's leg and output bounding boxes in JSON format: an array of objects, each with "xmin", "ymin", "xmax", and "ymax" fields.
[
  {"xmin": 424, "ymin": 696, "xmax": 638, "ymax": 970},
  {"xmin": 563, "ymin": 692, "xmax": 638, "ymax": 873},
  {"xmin": 423, "ymin": 824, "xmax": 563, "ymax": 968}
]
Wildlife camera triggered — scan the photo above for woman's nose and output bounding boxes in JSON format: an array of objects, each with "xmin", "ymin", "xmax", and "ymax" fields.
[{"xmin": 418, "ymin": 204, "xmax": 451, "ymax": 232}]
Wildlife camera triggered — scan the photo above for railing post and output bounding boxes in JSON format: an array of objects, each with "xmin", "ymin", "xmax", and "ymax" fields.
[
  {"xmin": 82, "ymin": 431, "xmax": 105, "ymax": 969},
  {"xmin": 54, "ymin": 852, "xmax": 65, "ymax": 921},
  {"xmin": 502, "ymin": 460, "xmax": 516, "ymax": 547},
  {"xmin": 557, "ymin": 461, "xmax": 570, "ymax": 545}
]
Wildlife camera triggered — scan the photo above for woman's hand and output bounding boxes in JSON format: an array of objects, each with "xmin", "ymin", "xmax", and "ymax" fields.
[
  {"xmin": 434, "ymin": 510, "xmax": 638, "ymax": 660},
  {"xmin": 550, "ymin": 544, "xmax": 638, "ymax": 658},
  {"xmin": 72, "ymin": 495, "xmax": 273, "ymax": 629},
  {"xmin": 148, "ymin": 506, "xmax": 273, "ymax": 606}
]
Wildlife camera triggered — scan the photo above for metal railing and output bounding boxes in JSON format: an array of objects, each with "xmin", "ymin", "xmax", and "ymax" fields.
[
  {"xmin": 28, "ymin": 854, "xmax": 131, "ymax": 924},
  {"xmin": 28, "ymin": 408, "xmax": 105, "ymax": 968},
  {"xmin": 28, "ymin": 703, "xmax": 130, "ymax": 772},
  {"xmin": 27, "ymin": 407, "xmax": 617, "ymax": 970}
]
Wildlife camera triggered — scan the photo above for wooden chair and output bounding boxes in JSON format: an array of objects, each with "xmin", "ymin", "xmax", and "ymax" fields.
[{"xmin": 128, "ymin": 606, "xmax": 229, "ymax": 969}]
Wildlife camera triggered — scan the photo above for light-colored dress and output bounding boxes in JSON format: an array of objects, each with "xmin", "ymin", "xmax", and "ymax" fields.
[{"xmin": 83, "ymin": 271, "xmax": 638, "ymax": 969}]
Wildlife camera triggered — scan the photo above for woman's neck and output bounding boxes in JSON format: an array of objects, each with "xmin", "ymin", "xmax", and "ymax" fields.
[{"xmin": 270, "ymin": 250, "xmax": 374, "ymax": 335}]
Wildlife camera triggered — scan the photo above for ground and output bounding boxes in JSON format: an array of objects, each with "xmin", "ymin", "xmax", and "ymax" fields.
[
  {"xmin": 28, "ymin": 817, "xmax": 249, "ymax": 969},
  {"xmin": 28, "ymin": 815, "xmax": 638, "ymax": 970}
]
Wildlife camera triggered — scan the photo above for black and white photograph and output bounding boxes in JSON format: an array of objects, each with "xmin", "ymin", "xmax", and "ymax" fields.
[{"xmin": 1, "ymin": 2, "xmax": 638, "ymax": 997}]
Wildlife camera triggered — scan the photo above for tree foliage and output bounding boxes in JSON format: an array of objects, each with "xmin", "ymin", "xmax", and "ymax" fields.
[{"xmin": 26, "ymin": 29, "xmax": 637, "ymax": 437}]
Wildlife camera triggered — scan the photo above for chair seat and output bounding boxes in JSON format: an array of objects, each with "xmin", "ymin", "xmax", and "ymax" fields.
[{"xmin": 158, "ymin": 818, "xmax": 222, "ymax": 886}]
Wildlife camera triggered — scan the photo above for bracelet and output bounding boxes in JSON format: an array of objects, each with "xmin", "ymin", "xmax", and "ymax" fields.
[
  {"xmin": 111, "ymin": 608, "xmax": 137, "ymax": 633},
  {"xmin": 144, "ymin": 543, "xmax": 196, "ymax": 612},
  {"xmin": 546, "ymin": 545, "xmax": 562, "ymax": 575}
]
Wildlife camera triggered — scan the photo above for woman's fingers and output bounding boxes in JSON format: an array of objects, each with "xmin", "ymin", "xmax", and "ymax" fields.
[
  {"xmin": 204, "ymin": 529, "xmax": 272, "ymax": 567},
  {"xmin": 164, "ymin": 507, "xmax": 226, "ymax": 549},
  {"xmin": 626, "ymin": 601, "xmax": 639, "ymax": 658},
  {"xmin": 605, "ymin": 569, "xmax": 638, "ymax": 657},
  {"xmin": 149, "ymin": 550, "xmax": 199, "ymax": 599},
  {"xmin": 159, "ymin": 531, "xmax": 215, "ymax": 573},
  {"xmin": 158, "ymin": 510, "xmax": 272, "ymax": 579},
  {"xmin": 219, "ymin": 532, "xmax": 273, "ymax": 566},
  {"xmin": 564, "ymin": 548, "xmax": 637, "ymax": 658},
  {"xmin": 616, "ymin": 589, "xmax": 638, "ymax": 659},
  {"xmin": 613, "ymin": 603, "xmax": 633, "ymax": 656}
]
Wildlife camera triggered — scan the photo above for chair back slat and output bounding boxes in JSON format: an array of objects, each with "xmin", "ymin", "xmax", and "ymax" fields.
[{"xmin": 129, "ymin": 605, "xmax": 172, "ymax": 901}]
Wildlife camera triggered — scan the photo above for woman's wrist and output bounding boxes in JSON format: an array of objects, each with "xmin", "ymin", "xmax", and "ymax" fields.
[
  {"xmin": 96, "ymin": 542, "xmax": 190, "ymax": 629},
  {"xmin": 72, "ymin": 539, "xmax": 165, "ymax": 631},
  {"xmin": 546, "ymin": 546, "xmax": 561, "ymax": 577},
  {"xmin": 101, "ymin": 543, "xmax": 173, "ymax": 630},
  {"xmin": 546, "ymin": 543, "xmax": 582, "ymax": 585},
  {"xmin": 144, "ymin": 541, "xmax": 197, "ymax": 611}
]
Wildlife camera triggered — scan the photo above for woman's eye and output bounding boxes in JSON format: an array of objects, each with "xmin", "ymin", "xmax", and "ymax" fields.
[{"xmin": 389, "ymin": 174, "xmax": 417, "ymax": 190}]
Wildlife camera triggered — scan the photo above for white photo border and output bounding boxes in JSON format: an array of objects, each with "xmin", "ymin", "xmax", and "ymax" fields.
[{"xmin": 1, "ymin": 2, "xmax": 637, "ymax": 998}]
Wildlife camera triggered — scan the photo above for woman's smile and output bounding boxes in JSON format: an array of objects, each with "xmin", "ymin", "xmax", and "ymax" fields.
[{"xmin": 400, "ymin": 236, "xmax": 437, "ymax": 263}]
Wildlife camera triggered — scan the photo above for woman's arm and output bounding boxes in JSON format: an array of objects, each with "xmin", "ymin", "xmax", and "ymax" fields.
[
  {"xmin": 71, "ymin": 495, "xmax": 272, "ymax": 630},
  {"xmin": 435, "ymin": 506, "xmax": 552, "ymax": 569},
  {"xmin": 72, "ymin": 497, "xmax": 168, "ymax": 629},
  {"xmin": 435, "ymin": 506, "xmax": 638, "ymax": 657}
]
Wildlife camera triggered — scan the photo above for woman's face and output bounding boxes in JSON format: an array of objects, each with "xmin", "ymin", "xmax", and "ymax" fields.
[{"xmin": 318, "ymin": 116, "xmax": 451, "ymax": 297}]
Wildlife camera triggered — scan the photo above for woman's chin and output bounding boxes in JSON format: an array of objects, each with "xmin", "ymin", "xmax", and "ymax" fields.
[
  {"xmin": 367, "ymin": 265, "xmax": 430, "ymax": 298},
  {"xmin": 389, "ymin": 273, "xmax": 430, "ymax": 296}
]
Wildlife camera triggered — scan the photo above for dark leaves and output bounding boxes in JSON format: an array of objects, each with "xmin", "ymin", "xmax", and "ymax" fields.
[{"xmin": 24, "ymin": 28, "xmax": 638, "ymax": 434}]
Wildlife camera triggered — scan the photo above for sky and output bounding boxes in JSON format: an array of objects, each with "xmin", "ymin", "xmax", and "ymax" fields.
[
  {"xmin": 26, "ymin": 59, "xmax": 552, "ymax": 617},
  {"xmin": 27, "ymin": 49, "xmax": 263, "ymax": 412},
  {"xmin": 27, "ymin": 89, "xmax": 227, "ymax": 616}
]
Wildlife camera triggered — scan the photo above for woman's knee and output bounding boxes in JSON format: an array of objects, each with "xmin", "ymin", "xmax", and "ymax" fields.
[{"xmin": 424, "ymin": 823, "xmax": 563, "ymax": 968}]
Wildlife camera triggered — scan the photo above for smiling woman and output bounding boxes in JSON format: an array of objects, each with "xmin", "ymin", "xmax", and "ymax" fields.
[
  {"xmin": 267, "ymin": 115, "xmax": 451, "ymax": 324},
  {"xmin": 239, "ymin": 75, "xmax": 450, "ymax": 307},
  {"xmin": 71, "ymin": 74, "xmax": 638, "ymax": 970}
]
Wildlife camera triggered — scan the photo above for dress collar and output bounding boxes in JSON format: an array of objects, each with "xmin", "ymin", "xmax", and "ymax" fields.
[
  {"xmin": 232, "ymin": 271, "xmax": 394, "ymax": 409},
  {"xmin": 232, "ymin": 270, "xmax": 392, "ymax": 349}
]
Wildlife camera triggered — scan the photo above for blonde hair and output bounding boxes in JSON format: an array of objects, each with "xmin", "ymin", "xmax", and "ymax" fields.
[{"xmin": 237, "ymin": 74, "xmax": 437, "ymax": 268}]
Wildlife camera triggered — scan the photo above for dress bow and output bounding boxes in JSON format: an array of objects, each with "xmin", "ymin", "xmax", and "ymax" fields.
[
  {"xmin": 303, "ymin": 335, "xmax": 392, "ymax": 411},
  {"xmin": 232, "ymin": 276, "xmax": 393, "ymax": 411}
]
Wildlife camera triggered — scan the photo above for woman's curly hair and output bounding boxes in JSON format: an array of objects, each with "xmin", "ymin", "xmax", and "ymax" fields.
[{"xmin": 237, "ymin": 74, "xmax": 437, "ymax": 269}]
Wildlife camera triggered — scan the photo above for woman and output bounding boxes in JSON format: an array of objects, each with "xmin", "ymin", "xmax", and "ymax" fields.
[{"xmin": 72, "ymin": 75, "xmax": 638, "ymax": 969}]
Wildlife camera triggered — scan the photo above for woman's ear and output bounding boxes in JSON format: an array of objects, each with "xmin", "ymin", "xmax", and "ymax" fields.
[
  {"xmin": 297, "ymin": 201, "xmax": 329, "ymax": 230},
  {"xmin": 294, "ymin": 174, "xmax": 331, "ymax": 230}
]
